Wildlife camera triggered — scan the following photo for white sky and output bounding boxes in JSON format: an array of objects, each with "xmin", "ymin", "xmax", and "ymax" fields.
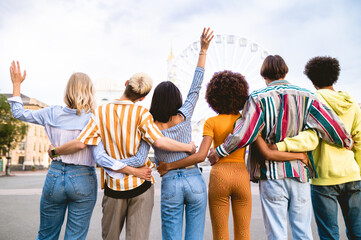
[{"xmin": 1, "ymin": 0, "xmax": 361, "ymax": 107}]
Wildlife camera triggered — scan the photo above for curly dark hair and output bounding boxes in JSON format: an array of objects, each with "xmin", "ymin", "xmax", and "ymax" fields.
[
  {"xmin": 304, "ymin": 56, "xmax": 340, "ymax": 88},
  {"xmin": 206, "ymin": 70, "xmax": 249, "ymax": 114}
]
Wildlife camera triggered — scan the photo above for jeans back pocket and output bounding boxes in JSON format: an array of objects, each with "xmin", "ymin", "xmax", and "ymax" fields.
[
  {"xmin": 69, "ymin": 172, "xmax": 96, "ymax": 197},
  {"xmin": 42, "ymin": 173, "xmax": 58, "ymax": 199},
  {"xmin": 185, "ymin": 173, "xmax": 206, "ymax": 194},
  {"xmin": 161, "ymin": 177, "xmax": 177, "ymax": 201}
]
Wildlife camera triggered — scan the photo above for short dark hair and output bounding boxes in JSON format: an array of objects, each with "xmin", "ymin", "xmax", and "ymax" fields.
[
  {"xmin": 260, "ymin": 55, "xmax": 289, "ymax": 80},
  {"xmin": 149, "ymin": 81, "xmax": 183, "ymax": 123},
  {"xmin": 206, "ymin": 70, "xmax": 249, "ymax": 114},
  {"xmin": 304, "ymin": 56, "xmax": 340, "ymax": 88}
]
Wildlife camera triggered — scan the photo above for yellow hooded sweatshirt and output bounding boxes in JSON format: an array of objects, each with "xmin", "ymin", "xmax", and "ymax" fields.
[{"xmin": 277, "ymin": 89, "xmax": 361, "ymax": 185}]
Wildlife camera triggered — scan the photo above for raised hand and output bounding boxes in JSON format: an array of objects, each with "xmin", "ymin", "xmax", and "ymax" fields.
[
  {"xmin": 197, "ymin": 28, "xmax": 213, "ymax": 68},
  {"xmin": 10, "ymin": 61, "xmax": 26, "ymax": 97},
  {"xmin": 10, "ymin": 61, "xmax": 26, "ymax": 85},
  {"xmin": 200, "ymin": 27, "xmax": 214, "ymax": 53}
]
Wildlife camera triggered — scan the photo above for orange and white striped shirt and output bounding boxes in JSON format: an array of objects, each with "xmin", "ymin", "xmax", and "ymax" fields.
[{"xmin": 77, "ymin": 99, "xmax": 163, "ymax": 191}]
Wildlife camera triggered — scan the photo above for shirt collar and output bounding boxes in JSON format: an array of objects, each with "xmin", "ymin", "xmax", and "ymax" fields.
[
  {"xmin": 267, "ymin": 80, "xmax": 290, "ymax": 86},
  {"xmin": 110, "ymin": 99, "xmax": 135, "ymax": 105},
  {"xmin": 63, "ymin": 106, "xmax": 78, "ymax": 113}
]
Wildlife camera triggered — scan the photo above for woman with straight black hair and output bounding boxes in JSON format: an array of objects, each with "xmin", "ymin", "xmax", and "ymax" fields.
[
  {"xmin": 149, "ymin": 28, "xmax": 213, "ymax": 240},
  {"xmin": 150, "ymin": 81, "xmax": 183, "ymax": 123}
]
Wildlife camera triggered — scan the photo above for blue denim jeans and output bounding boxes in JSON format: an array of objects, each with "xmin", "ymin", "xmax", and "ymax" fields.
[
  {"xmin": 311, "ymin": 181, "xmax": 361, "ymax": 240},
  {"xmin": 259, "ymin": 178, "xmax": 313, "ymax": 240},
  {"xmin": 161, "ymin": 167, "xmax": 207, "ymax": 240},
  {"xmin": 37, "ymin": 161, "xmax": 97, "ymax": 240}
]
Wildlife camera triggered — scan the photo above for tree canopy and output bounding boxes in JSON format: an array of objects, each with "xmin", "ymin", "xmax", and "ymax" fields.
[{"xmin": 0, "ymin": 94, "xmax": 28, "ymax": 155}]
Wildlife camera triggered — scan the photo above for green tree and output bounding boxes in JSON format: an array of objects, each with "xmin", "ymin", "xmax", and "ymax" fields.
[{"xmin": 0, "ymin": 94, "xmax": 28, "ymax": 175}]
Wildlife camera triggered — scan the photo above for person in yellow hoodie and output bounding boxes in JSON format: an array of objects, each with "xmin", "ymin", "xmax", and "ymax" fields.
[{"xmin": 275, "ymin": 56, "xmax": 361, "ymax": 240}]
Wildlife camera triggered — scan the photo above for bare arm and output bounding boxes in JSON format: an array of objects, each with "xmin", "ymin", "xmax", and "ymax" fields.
[
  {"xmin": 117, "ymin": 166, "xmax": 152, "ymax": 181},
  {"xmin": 157, "ymin": 136, "xmax": 213, "ymax": 176},
  {"xmin": 153, "ymin": 137, "xmax": 196, "ymax": 154},
  {"xmin": 254, "ymin": 136, "xmax": 308, "ymax": 164},
  {"xmin": 50, "ymin": 139, "xmax": 86, "ymax": 156}
]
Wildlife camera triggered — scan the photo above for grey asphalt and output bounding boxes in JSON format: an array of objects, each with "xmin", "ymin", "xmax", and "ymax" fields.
[{"xmin": 0, "ymin": 168, "xmax": 347, "ymax": 240}]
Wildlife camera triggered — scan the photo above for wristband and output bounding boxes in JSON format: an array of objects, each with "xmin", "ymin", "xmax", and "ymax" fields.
[{"xmin": 51, "ymin": 148, "xmax": 59, "ymax": 157}]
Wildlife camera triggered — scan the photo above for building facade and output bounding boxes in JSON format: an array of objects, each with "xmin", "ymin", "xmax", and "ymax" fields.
[{"xmin": 1, "ymin": 94, "xmax": 51, "ymax": 171}]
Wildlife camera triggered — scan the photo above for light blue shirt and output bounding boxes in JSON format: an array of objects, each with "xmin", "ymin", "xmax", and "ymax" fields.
[{"xmin": 8, "ymin": 96, "xmax": 146, "ymax": 178}]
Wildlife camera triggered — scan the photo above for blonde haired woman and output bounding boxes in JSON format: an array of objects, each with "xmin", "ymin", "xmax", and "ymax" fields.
[{"xmin": 8, "ymin": 61, "xmax": 119, "ymax": 240}]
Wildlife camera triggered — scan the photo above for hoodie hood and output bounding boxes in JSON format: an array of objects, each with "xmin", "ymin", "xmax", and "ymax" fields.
[{"xmin": 315, "ymin": 89, "xmax": 355, "ymax": 115}]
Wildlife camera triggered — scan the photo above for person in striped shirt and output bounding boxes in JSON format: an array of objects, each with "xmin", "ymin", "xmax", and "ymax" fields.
[
  {"xmin": 147, "ymin": 28, "xmax": 213, "ymax": 240},
  {"xmin": 275, "ymin": 56, "xmax": 361, "ymax": 240},
  {"xmin": 87, "ymin": 28, "xmax": 213, "ymax": 240},
  {"xmin": 52, "ymin": 73, "xmax": 195, "ymax": 240},
  {"xmin": 207, "ymin": 55, "xmax": 353, "ymax": 240}
]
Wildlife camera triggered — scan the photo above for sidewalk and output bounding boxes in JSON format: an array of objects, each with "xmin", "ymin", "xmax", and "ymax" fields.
[
  {"xmin": 0, "ymin": 168, "xmax": 347, "ymax": 239},
  {"xmin": 0, "ymin": 169, "xmax": 48, "ymax": 177}
]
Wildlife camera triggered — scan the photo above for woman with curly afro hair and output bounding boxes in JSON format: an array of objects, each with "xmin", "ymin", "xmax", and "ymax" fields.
[{"xmin": 158, "ymin": 70, "xmax": 308, "ymax": 239}]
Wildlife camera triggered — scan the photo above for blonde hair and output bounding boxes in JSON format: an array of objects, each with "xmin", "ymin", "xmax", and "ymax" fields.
[
  {"xmin": 124, "ymin": 73, "xmax": 153, "ymax": 101},
  {"xmin": 64, "ymin": 72, "xmax": 96, "ymax": 115}
]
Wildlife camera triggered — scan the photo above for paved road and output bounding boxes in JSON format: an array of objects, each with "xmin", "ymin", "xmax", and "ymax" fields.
[{"xmin": 0, "ymin": 168, "xmax": 347, "ymax": 240}]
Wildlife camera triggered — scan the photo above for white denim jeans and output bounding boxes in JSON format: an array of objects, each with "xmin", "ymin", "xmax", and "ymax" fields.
[{"xmin": 259, "ymin": 178, "xmax": 313, "ymax": 240}]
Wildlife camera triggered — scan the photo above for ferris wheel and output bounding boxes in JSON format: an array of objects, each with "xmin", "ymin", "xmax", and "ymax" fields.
[{"xmin": 168, "ymin": 34, "xmax": 270, "ymax": 144}]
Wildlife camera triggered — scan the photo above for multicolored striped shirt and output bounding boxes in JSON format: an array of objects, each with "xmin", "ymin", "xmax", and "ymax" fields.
[
  {"xmin": 77, "ymin": 100, "xmax": 163, "ymax": 191},
  {"xmin": 153, "ymin": 67, "xmax": 204, "ymax": 164},
  {"xmin": 215, "ymin": 80, "xmax": 352, "ymax": 182}
]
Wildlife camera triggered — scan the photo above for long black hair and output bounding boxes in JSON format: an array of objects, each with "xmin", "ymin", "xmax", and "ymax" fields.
[{"xmin": 149, "ymin": 81, "xmax": 183, "ymax": 123}]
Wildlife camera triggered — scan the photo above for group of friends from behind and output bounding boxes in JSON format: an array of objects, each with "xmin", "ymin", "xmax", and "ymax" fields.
[{"xmin": 8, "ymin": 27, "xmax": 360, "ymax": 240}]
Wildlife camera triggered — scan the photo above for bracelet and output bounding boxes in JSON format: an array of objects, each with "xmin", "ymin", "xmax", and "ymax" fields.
[
  {"xmin": 199, "ymin": 52, "xmax": 207, "ymax": 55},
  {"xmin": 51, "ymin": 148, "xmax": 59, "ymax": 157}
]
